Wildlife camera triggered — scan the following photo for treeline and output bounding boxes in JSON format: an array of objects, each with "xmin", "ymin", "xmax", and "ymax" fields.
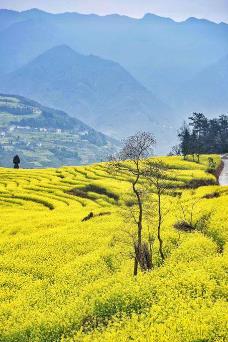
[{"xmin": 175, "ymin": 113, "xmax": 228, "ymax": 161}]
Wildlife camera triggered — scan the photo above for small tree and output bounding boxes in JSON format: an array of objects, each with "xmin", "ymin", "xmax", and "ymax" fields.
[
  {"xmin": 189, "ymin": 131, "xmax": 198, "ymax": 162},
  {"xmin": 144, "ymin": 160, "xmax": 171, "ymax": 263},
  {"xmin": 13, "ymin": 155, "xmax": 20, "ymax": 169},
  {"xmin": 169, "ymin": 144, "xmax": 181, "ymax": 156},
  {"xmin": 207, "ymin": 157, "xmax": 217, "ymax": 174},
  {"xmin": 178, "ymin": 124, "xmax": 191, "ymax": 159},
  {"xmin": 108, "ymin": 132, "xmax": 156, "ymax": 276}
]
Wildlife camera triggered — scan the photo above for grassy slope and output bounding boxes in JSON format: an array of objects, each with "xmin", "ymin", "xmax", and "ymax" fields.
[
  {"xmin": 0, "ymin": 155, "xmax": 227, "ymax": 342},
  {"xmin": 0, "ymin": 94, "xmax": 117, "ymax": 167}
]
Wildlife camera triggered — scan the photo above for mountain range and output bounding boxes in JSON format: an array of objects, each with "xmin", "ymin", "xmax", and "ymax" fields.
[
  {"xmin": 0, "ymin": 45, "xmax": 171, "ymax": 140},
  {"xmin": 0, "ymin": 8, "xmax": 227, "ymax": 154}
]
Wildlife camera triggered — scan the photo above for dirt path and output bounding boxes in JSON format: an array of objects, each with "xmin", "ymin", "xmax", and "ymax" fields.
[{"xmin": 219, "ymin": 155, "xmax": 228, "ymax": 186}]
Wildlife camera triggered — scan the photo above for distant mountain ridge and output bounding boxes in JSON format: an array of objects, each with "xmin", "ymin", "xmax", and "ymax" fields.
[
  {"xmin": 0, "ymin": 8, "xmax": 225, "ymax": 27},
  {"xmin": 0, "ymin": 8, "xmax": 227, "ymax": 147},
  {"xmin": 0, "ymin": 45, "xmax": 171, "ymax": 140},
  {"xmin": 0, "ymin": 9, "xmax": 227, "ymax": 93}
]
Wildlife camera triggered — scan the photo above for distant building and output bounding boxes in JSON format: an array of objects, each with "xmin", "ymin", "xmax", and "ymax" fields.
[
  {"xmin": 79, "ymin": 131, "xmax": 89, "ymax": 136},
  {"xmin": 9, "ymin": 126, "xmax": 16, "ymax": 132},
  {"xmin": 16, "ymin": 126, "xmax": 31, "ymax": 130}
]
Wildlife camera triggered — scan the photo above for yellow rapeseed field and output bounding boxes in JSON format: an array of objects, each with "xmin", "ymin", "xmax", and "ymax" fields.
[{"xmin": 0, "ymin": 155, "xmax": 227, "ymax": 341}]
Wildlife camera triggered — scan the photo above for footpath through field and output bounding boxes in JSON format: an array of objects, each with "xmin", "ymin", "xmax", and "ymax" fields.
[{"xmin": 219, "ymin": 154, "xmax": 228, "ymax": 186}]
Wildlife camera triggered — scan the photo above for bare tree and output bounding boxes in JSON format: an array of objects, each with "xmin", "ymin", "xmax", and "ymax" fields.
[
  {"xmin": 144, "ymin": 160, "xmax": 172, "ymax": 263},
  {"xmin": 108, "ymin": 132, "xmax": 156, "ymax": 276}
]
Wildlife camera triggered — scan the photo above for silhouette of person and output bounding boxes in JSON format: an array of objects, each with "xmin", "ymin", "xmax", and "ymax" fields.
[{"xmin": 13, "ymin": 155, "xmax": 20, "ymax": 169}]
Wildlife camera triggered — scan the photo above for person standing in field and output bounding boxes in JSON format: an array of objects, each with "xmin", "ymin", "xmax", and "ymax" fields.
[{"xmin": 13, "ymin": 155, "xmax": 20, "ymax": 169}]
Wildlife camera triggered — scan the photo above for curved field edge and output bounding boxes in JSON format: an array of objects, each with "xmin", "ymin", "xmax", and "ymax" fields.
[{"xmin": 0, "ymin": 155, "xmax": 227, "ymax": 342}]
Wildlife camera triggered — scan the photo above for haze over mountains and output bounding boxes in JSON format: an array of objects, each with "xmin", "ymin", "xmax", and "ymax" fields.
[
  {"xmin": 174, "ymin": 54, "xmax": 228, "ymax": 114},
  {"xmin": 1, "ymin": 45, "xmax": 170, "ymax": 139},
  {"xmin": 0, "ymin": 8, "xmax": 227, "ymax": 152}
]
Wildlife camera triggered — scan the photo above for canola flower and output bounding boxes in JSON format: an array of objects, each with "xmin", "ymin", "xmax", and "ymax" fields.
[{"xmin": 0, "ymin": 155, "xmax": 227, "ymax": 341}]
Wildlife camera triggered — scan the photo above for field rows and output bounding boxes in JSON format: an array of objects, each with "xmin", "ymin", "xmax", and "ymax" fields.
[{"xmin": 0, "ymin": 155, "xmax": 227, "ymax": 342}]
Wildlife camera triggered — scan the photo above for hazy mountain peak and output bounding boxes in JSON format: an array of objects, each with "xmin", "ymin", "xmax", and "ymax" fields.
[
  {"xmin": 43, "ymin": 44, "xmax": 76, "ymax": 56},
  {"xmin": 142, "ymin": 13, "xmax": 174, "ymax": 23},
  {"xmin": 22, "ymin": 8, "xmax": 48, "ymax": 15},
  {"xmin": 184, "ymin": 16, "xmax": 215, "ymax": 25},
  {"xmin": 20, "ymin": 8, "xmax": 53, "ymax": 21},
  {"xmin": 0, "ymin": 43, "xmax": 171, "ymax": 145},
  {"xmin": 33, "ymin": 45, "xmax": 122, "ymax": 70},
  {"xmin": 0, "ymin": 9, "xmax": 18, "ymax": 14},
  {"xmin": 30, "ymin": 44, "xmax": 87, "ymax": 67},
  {"xmin": 185, "ymin": 17, "xmax": 201, "ymax": 22}
]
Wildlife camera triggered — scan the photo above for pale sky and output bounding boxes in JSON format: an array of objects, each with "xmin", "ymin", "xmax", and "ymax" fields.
[{"xmin": 0, "ymin": 0, "xmax": 228, "ymax": 23}]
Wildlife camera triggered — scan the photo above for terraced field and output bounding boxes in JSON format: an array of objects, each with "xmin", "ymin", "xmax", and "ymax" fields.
[{"xmin": 0, "ymin": 155, "xmax": 227, "ymax": 342}]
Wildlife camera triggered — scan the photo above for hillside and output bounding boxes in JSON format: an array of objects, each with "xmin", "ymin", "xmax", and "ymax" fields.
[
  {"xmin": 0, "ymin": 155, "xmax": 227, "ymax": 341},
  {"xmin": 0, "ymin": 45, "xmax": 171, "ymax": 140},
  {"xmin": 0, "ymin": 9, "xmax": 227, "ymax": 111},
  {"xmin": 0, "ymin": 94, "xmax": 118, "ymax": 168}
]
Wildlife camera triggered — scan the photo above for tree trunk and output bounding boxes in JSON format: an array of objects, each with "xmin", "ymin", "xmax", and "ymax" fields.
[
  {"xmin": 132, "ymin": 168, "xmax": 153, "ymax": 275},
  {"xmin": 134, "ymin": 241, "xmax": 152, "ymax": 274},
  {"xmin": 197, "ymin": 154, "xmax": 200, "ymax": 163},
  {"xmin": 133, "ymin": 257, "xmax": 138, "ymax": 276},
  {"xmin": 141, "ymin": 242, "xmax": 153, "ymax": 270},
  {"xmin": 157, "ymin": 192, "xmax": 165, "ymax": 262},
  {"xmin": 132, "ymin": 174, "xmax": 143, "ymax": 275}
]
